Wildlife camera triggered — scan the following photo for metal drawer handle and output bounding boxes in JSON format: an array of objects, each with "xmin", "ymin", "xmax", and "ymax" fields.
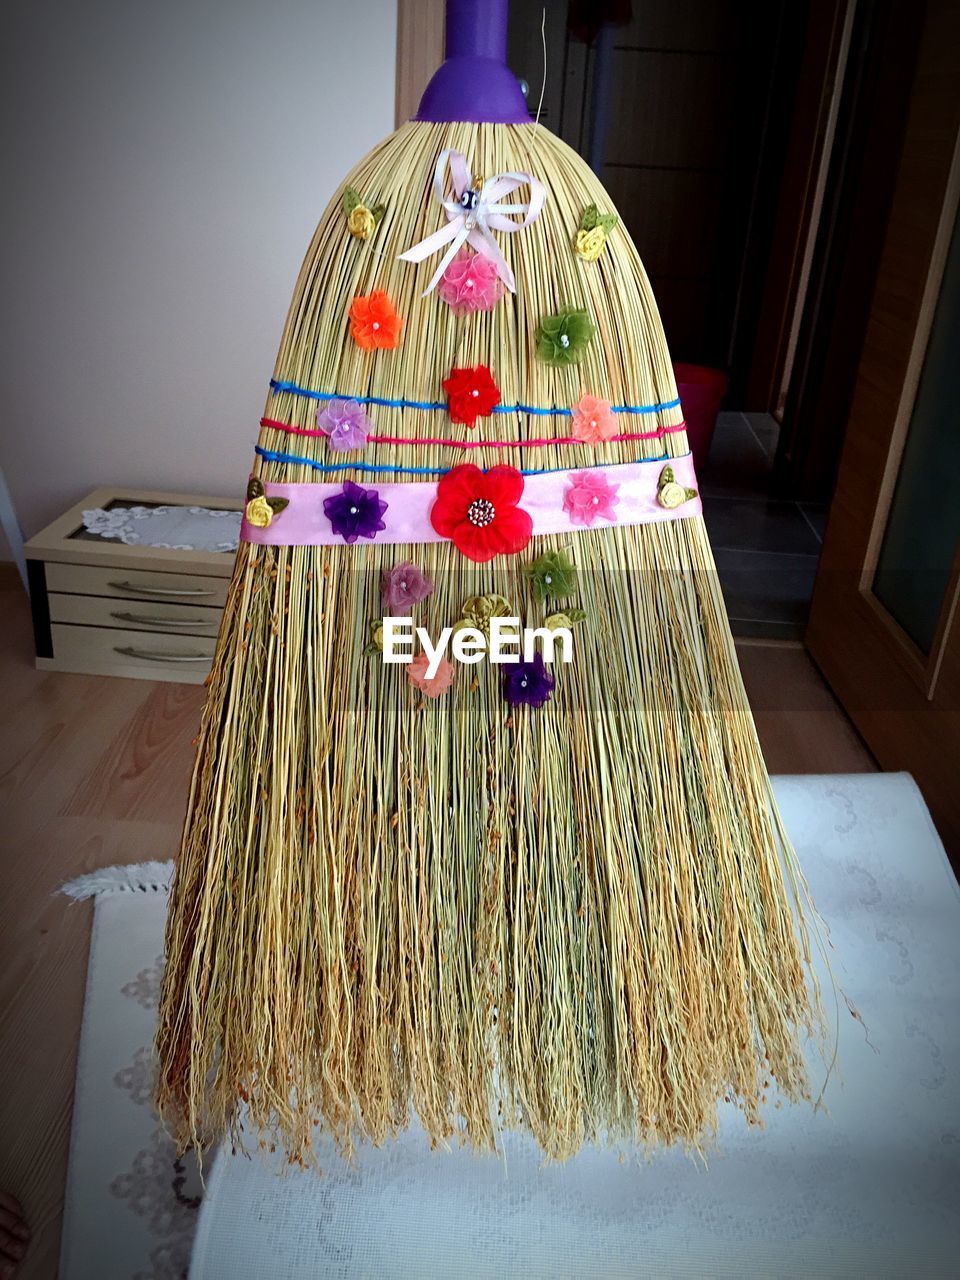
[
  {"xmin": 114, "ymin": 646, "xmax": 210, "ymax": 664},
  {"xmin": 108, "ymin": 579, "xmax": 216, "ymax": 597},
  {"xmin": 111, "ymin": 610, "xmax": 213, "ymax": 629}
]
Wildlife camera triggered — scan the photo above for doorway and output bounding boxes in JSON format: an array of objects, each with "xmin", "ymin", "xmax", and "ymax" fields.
[
  {"xmin": 507, "ymin": 0, "xmax": 927, "ymax": 643},
  {"xmin": 508, "ymin": 0, "xmax": 806, "ymax": 375}
]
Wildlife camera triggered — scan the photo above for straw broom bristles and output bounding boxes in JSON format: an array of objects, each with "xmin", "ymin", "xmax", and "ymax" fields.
[{"xmin": 156, "ymin": 120, "xmax": 827, "ymax": 1163}]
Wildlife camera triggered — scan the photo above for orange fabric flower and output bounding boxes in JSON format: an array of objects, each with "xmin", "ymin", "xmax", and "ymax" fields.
[
  {"xmin": 570, "ymin": 394, "xmax": 617, "ymax": 443},
  {"xmin": 348, "ymin": 289, "xmax": 402, "ymax": 351},
  {"xmin": 407, "ymin": 651, "xmax": 455, "ymax": 698}
]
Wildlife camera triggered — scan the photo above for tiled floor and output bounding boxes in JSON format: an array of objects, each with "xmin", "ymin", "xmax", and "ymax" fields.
[{"xmin": 701, "ymin": 412, "xmax": 827, "ymax": 640}]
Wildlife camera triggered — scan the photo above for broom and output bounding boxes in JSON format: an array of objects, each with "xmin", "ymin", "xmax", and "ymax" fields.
[{"xmin": 157, "ymin": 0, "xmax": 826, "ymax": 1164}]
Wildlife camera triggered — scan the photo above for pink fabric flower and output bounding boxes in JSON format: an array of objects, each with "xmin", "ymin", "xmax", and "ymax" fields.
[
  {"xmin": 381, "ymin": 561, "xmax": 434, "ymax": 614},
  {"xmin": 437, "ymin": 249, "xmax": 504, "ymax": 314},
  {"xmin": 570, "ymin": 394, "xmax": 617, "ymax": 443},
  {"xmin": 316, "ymin": 397, "xmax": 371, "ymax": 451},
  {"xmin": 407, "ymin": 651, "xmax": 455, "ymax": 698},
  {"xmin": 563, "ymin": 470, "xmax": 621, "ymax": 526}
]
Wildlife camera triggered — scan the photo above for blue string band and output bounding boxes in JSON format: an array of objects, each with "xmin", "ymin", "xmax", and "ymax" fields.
[
  {"xmin": 254, "ymin": 444, "xmax": 679, "ymax": 478},
  {"xmin": 269, "ymin": 378, "xmax": 681, "ymax": 417}
]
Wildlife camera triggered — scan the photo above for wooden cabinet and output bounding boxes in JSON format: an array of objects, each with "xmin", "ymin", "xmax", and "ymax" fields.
[{"xmin": 24, "ymin": 487, "xmax": 241, "ymax": 684}]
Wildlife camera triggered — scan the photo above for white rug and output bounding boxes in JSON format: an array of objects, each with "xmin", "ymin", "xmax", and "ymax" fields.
[
  {"xmin": 191, "ymin": 774, "xmax": 960, "ymax": 1278},
  {"xmin": 60, "ymin": 775, "xmax": 960, "ymax": 1279},
  {"xmin": 59, "ymin": 862, "xmax": 202, "ymax": 1280}
]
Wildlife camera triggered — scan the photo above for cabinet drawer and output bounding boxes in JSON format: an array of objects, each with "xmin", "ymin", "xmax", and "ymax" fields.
[
  {"xmin": 45, "ymin": 561, "xmax": 229, "ymax": 607},
  {"xmin": 48, "ymin": 592, "xmax": 223, "ymax": 636},
  {"xmin": 42, "ymin": 623, "xmax": 217, "ymax": 683}
]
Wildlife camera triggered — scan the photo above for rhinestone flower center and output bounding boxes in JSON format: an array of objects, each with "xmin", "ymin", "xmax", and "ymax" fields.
[{"xmin": 467, "ymin": 499, "xmax": 496, "ymax": 528}]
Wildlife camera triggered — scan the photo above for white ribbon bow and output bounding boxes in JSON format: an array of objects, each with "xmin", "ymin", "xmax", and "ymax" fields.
[{"xmin": 398, "ymin": 148, "xmax": 546, "ymax": 296}]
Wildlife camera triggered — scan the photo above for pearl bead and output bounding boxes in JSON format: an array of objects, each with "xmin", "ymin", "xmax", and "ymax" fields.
[
  {"xmin": 372, "ymin": 322, "xmax": 380, "ymax": 330},
  {"xmin": 592, "ymin": 496, "xmax": 599, "ymax": 504},
  {"xmin": 349, "ymin": 506, "xmax": 358, "ymax": 515},
  {"xmin": 466, "ymin": 498, "xmax": 495, "ymax": 527},
  {"xmin": 471, "ymin": 389, "xmax": 479, "ymax": 397},
  {"xmin": 560, "ymin": 334, "xmax": 570, "ymax": 348}
]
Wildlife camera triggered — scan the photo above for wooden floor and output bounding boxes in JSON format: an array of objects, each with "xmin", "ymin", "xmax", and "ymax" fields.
[{"xmin": 0, "ymin": 571, "xmax": 875, "ymax": 1278}]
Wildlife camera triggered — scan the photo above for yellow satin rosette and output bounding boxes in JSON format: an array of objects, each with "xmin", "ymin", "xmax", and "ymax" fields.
[
  {"xmin": 575, "ymin": 226, "xmax": 606, "ymax": 262},
  {"xmin": 573, "ymin": 204, "xmax": 618, "ymax": 262},
  {"xmin": 244, "ymin": 477, "xmax": 288, "ymax": 529},
  {"xmin": 343, "ymin": 186, "xmax": 386, "ymax": 241},
  {"xmin": 347, "ymin": 205, "xmax": 376, "ymax": 239},
  {"xmin": 656, "ymin": 465, "xmax": 698, "ymax": 510}
]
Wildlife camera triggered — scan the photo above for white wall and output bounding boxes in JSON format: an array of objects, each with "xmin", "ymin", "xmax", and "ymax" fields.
[{"xmin": 0, "ymin": 0, "xmax": 397, "ymax": 543}]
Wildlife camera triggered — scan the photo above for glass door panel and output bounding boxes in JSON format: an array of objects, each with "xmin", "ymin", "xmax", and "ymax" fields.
[{"xmin": 873, "ymin": 203, "xmax": 960, "ymax": 653}]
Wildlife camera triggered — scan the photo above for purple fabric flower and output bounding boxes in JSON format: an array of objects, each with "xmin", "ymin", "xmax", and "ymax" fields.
[
  {"xmin": 316, "ymin": 398, "xmax": 371, "ymax": 451},
  {"xmin": 323, "ymin": 481, "xmax": 388, "ymax": 544},
  {"xmin": 381, "ymin": 561, "xmax": 434, "ymax": 614},
  {"xmin": 502, "ymin": 653, "xmax": 556, "ymax": 709}
]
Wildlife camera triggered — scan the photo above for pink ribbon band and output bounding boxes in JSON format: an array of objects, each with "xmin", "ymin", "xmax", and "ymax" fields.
[{"xmin": 242, "ymin": 457, "xmax": 701, "ymax": 547}]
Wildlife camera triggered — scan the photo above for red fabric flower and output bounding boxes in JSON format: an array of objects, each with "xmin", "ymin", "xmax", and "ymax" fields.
[
  {"xmin": 430, "ymin": 465, "xmax": 532, "ymax": 563},
  {"xmin": 442, "ymin": 364, "xmax": 500, "ymax": 428}
]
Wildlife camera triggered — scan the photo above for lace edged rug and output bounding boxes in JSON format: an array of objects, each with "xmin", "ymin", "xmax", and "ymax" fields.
[{"xmin": 60, "ymin": 862, "xmax": 204, "ymax": 1280}]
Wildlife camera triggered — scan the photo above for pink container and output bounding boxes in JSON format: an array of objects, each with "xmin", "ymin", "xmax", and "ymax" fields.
[{"xmin": 673, "ymin": 363, "xmax": 729, "ymax": 471}]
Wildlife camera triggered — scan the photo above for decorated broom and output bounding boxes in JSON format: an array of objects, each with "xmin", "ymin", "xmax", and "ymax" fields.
[{"xmin": 157, "ymin": 0, "xmax": 825, "ymax": 1162}]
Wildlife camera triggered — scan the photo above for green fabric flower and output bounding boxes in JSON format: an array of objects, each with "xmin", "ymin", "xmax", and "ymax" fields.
[
  {"xmin": 535, "ymin": 306, "xmax": 596, "ymax": 366},
  {"xmin": 524, "ymin": 551, "xmax": 578, "ymax": 601},
  {"xmin": 452, "ymin": 594, "xmax": 514, "ymax": 645}
]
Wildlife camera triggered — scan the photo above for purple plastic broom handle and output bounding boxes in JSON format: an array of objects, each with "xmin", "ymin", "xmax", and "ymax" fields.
[
  {"xmin": 444, "ymin": 0, "xmax": 509, "ymax": 60},
  {"xmin": 415, "ymin": 0, "xmax": 530, "ymax": 124}
]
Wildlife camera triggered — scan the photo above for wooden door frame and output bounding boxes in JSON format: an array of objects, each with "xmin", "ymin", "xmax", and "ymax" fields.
[
  {"xmin": 395, "ymin": 0, "xmax": 446, "ymax": 127},
  {"xmin": 744, "ymin": 0, "xmax": 857, "ymax": 414},
  {"xmin": 806, "ymin": 0, "xmax": 960, "ymax": 848}
]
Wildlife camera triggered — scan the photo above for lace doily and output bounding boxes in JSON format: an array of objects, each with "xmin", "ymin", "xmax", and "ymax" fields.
[{"xmin": 82, "ymin": 505, "xmax": 241, "ymax": 553}]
